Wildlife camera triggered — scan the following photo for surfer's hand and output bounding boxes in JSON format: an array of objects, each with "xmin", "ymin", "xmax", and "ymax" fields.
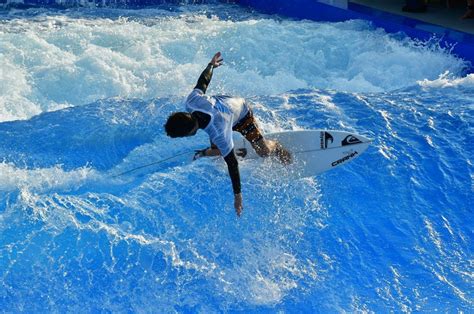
[
  {"xmin": 236, "ymin": 148, "xmax": 247, "ymax": 158},
  {"xmin": 193, "ymin": 148, "xmax": 207, "ymax": 160},
  {"xmin": 234, "ymin": 193, "xmax": 243, "ymax": 217},
  {"xmin": 210, "ymin": 52, "xmax": 223, "ymax": 68}
]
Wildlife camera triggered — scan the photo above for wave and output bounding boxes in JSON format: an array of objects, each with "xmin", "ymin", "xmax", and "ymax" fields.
[
  {"xmin": 418, "ymin": 72, "xmax": 474, "ymax": 89},
  {"xmin": 0, "ymin": 6, "xmax": 468, "ymax": 122},
  {"xmin": 0, "ymin": 5, "xmax": 472, "ymax": 311},
  {"xmin": 0, "ymin": 86, "xmax": 472, "ymax": 311}
]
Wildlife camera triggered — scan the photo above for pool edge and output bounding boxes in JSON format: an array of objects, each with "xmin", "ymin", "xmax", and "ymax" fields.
[{"xmin": 237, "ymin": 0, "xmax": 474, "ymax": 74}]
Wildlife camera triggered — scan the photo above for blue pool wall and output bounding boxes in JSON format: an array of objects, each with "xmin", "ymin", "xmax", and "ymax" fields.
[{"xmin": 237, "ymin": 0, "xmax": 474, "ymax": 74}]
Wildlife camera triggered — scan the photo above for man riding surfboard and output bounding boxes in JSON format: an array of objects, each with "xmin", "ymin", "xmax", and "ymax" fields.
[{"xmin": 164, "ymin": 52, "xmax": 291, "ymax": 217}]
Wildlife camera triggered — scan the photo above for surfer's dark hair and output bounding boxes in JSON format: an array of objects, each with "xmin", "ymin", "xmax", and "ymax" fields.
[{"xmin": 165, "ymin": 112, "xmax": 196, "ymax": 138}]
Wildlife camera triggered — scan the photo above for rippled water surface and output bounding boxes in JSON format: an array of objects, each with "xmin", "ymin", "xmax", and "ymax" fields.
[{"xmin": 0, "ymin": 4, "xmax": 472, "ymax": 312}]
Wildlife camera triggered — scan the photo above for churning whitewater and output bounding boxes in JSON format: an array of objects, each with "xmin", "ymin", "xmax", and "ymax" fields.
[{"xmin": 0, "ymin": 5, "xmax": 472, "ymax": 312}]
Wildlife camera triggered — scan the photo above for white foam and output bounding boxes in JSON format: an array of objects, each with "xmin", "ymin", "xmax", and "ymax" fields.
[
  {"xmin": 418, "ymin": 72, "xmax": 474, "ymax": 89},
  {"xmin": 0, "ymin": 55, "xmax": 41, "ymax": 120},
  {"xmin": 0, "ymin": 162, "xmax": 98, "ymax": 193},
  {"xmin": 0, "ymin": 7, "xmax": 467, "ymax": 122}
]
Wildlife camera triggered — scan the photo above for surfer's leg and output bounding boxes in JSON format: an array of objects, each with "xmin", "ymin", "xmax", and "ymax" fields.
[
  {"xmin": 253, "ymin": 139, "xmax": 292, "ymax": 165},
  {"xmin": 233, "ymin": 109, "xmax": 291, "ymax": 164},
  {"xmin": 233, "ymin": 109, "xmax": 264, "ymax": 146},
  {"xmin": 273, "ymin": 142, "xmax": 292, "ymax": 165}
]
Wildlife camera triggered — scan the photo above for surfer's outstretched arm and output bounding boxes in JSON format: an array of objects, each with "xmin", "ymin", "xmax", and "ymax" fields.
[
  {"xmin": 194, "ymin": 63, "xmax": 213, "ymax": 93},
  {"xmin": 193, "ymin": 145, "xmax": 243, "ymax": 216},
  {"xmin": 194, "ymin": 52, "xmax": 223, "ymax": 93},
  {"xmin": 223, "ymin": 150, "xmax": 243, "ymax": 217}
]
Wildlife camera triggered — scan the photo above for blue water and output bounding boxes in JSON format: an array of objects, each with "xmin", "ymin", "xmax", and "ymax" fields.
[{"xmin": 0, "ymin": 4, "xmax": 472, "ymax": 312}]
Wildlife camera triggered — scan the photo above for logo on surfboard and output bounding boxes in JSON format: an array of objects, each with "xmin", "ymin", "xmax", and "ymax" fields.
[
  {"xmin": 320, "ymin": 131, "xmax": 334, "ymax": 149},
  {"xmin": 331, "ymin": 151, "xmax": 359, "ymax": 167},
  {"xmin": 341, "ymin": 135, "xmax": 362, "ymax": 146}
]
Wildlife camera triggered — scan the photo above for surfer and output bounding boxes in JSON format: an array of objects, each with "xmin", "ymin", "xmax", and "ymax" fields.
[{"xmin": 164, "ymin": 52, "xmax": 291, "ymax": 217}]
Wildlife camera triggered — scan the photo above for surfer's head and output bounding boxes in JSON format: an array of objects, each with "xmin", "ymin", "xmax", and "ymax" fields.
[{"xmin": 165, "ymin": 112, "xmax": 199, "ymax": 138}]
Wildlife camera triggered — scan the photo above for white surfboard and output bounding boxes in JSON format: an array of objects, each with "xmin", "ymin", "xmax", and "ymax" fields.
[
  {"xmin": 112, "ymin": 130, "xmax": 371, "ymax": 179},
  {"xmin": 233, "ymin": 130, "xmax": 372, "ymax": 178}
]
